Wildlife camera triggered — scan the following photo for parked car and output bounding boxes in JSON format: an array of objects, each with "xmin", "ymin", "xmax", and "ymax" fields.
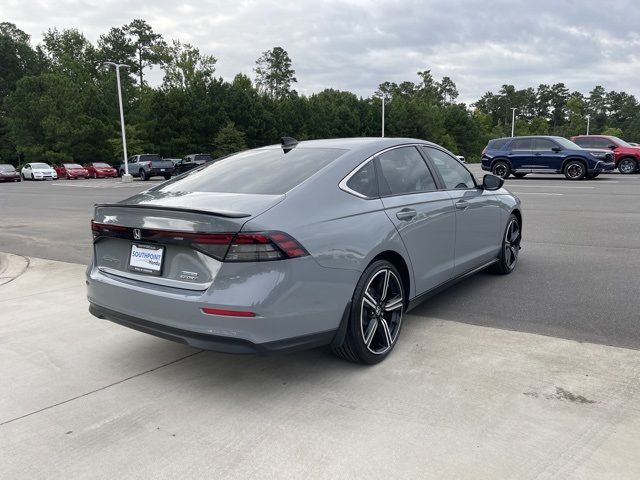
[
  {"xmin": 84, "ymin": 162, "xmax": 118, "ymax": 179},
  {"xmin": 456, "ymin": 155, "xmax": 466, "ymax": 163},
  {"xmin": 570, "ymin": 135, "xmax": 640, "ymax": 174},
  {"xmin": 21, "ymin": 163, "xmax": 57, "ymax": 180},
  {"xmin": 55, "ymin": 163, "xmax": 89, "ymax": 179},
  {"xmin": 174, "ymin": 153, "xmax": 215, "ymax": 174},
  {"xmin": 481, "ymin": 136, "xmax": 615, "ymax": 180},
  {"xmin": 119, "ymin": 154, "xmax": 175, "ymax": 181},
  {"xmin": 88, "ymin": 137, "xmax": 522, "ymax": 364},
  {"xmin": 0, "ymin": 164, "xmax": 21, "ymax": 182}
]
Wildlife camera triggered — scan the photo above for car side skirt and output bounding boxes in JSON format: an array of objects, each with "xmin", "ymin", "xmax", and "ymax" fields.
[{"xmin": 406, "ymin": 259, "xmax": 499, "ymax": 312}]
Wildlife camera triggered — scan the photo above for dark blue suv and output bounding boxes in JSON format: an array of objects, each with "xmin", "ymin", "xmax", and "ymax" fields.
[{"xmin": 481, "ymin": 136, "xmax": 615, "ymax": 180}]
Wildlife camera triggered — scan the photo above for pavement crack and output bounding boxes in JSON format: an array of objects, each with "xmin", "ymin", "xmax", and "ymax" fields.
[{"xmin": 0, "ymin": 350, "xmax": 203, "ymax": 427}]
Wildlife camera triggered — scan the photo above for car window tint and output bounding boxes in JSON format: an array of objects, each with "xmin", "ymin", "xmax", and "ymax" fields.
[
  {"xmin": 423, "ymin": 147, "xmax": 475, "ymax": 190},
  {"xmin": 591, "ymin": 138, "xmax": 611, "ymax": 149},
  {"xmin": 511, "ymin": 138, "xmax": 533, "ymax": 150},
  {"xmin": 574, "ymin": 137, "xmax": 592, "ymax": 148},
  {"xmin": 157, "ymin": 147, "xmax": 346, "ymax": 195},
  {"xmin": 377, "ymin": 147, "xmax": 437, "ymax": 195},
  {"xmin": 346, "ymin": 161, "xmax": 378, "ymax": 197},
  {"xmin": 488, "ymin": 138, "xmax": 509, "ymax": 150},
  {"xmin": 534, "ymin": 139, "xmax": 557, "ymax": 150}
]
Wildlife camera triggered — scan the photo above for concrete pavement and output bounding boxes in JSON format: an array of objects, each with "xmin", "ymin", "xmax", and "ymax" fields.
[{"xmin": 2, "ymin": 253, "xmax": 640, "ymax": 479}]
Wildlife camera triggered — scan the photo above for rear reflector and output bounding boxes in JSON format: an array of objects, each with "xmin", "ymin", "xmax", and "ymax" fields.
[{"xmin": 202, "ymin": 308, "xmax": 256, "ymax": 317}]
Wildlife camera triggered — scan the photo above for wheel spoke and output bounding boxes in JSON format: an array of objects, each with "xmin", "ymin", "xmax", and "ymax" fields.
[
  {"xmin": 380, "ymin": 269, "xmax": 390, "ymax": 301},
  {"xmin": 380, "ymin": 319, "xmax": 393, "ymax": 347},
  {"xmin": 505, "ymin": 246, "xmax": 512, "ymax": 265},
  {"xmin": 363, "ymin": 318, "xmax": 378, "ymax": 346},
  {"xmin": 364, "ymin": 290, "xmax": 378, "ymax": 309},
  {"xmin": 384, "ymin": 296, "xmax": 403, "ymax": 312}
]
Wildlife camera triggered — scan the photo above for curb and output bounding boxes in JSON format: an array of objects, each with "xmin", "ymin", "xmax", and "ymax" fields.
[{"xmin": 0, "ymin": 253, "xmax": 30, "ymax": 286}]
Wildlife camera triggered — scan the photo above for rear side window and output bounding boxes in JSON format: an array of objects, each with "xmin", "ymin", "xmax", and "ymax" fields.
[
  {"xmin": 511, "ymin": 138, "xmax": 533, "ymax": 150},
  {"xmin": 573, "ymin": 137, "xmax": 592, "ymax": 148},
  {"xmin": 346, "ymin": 161, "xmax": 378, "ymax": 198},
  {"xmin": 377, "ymin": 147, "xmax": 437, "ymax": 196},
  {"xmin": 194, "ymin": 154, "xmax": 213, "ymax": 162},
  {"xmin": 534, "ymin": 139, "xmax": 558, "ymax": 151},
  {"xmin": 423, "ymin": 147, "xmax": 476, "ymax": 189},
  {"xmin": 158, "ymin": 147, "xmax": 346, "ymax": 195},
  {"xmin": 590, "ymin": 137, "xmax": 612, "ymax": 149},
  {"xmin": 488, "ymin": 138, "xmax": 509, "ymax": 150}
]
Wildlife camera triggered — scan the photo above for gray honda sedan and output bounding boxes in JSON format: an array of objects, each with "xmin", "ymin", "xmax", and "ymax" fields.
[{"xmin": 87, "ymin": 137, "xmax": 522, "ymax": 364}]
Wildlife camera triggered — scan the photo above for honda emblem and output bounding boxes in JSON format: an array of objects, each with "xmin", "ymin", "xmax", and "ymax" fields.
[{"xmin": 133, "ymin": 228, "xmax": 142, "ymax": 240}]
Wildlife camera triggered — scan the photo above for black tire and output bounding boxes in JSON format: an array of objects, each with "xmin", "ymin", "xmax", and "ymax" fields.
[
  {"xmin": 618, "ymin": 158, "xmax": 638, "ymax": 174},
  {"xmin": 563, "ymin": 160, "xmax": 586, "ymax": 180},
  {"xmin": 491, "ymin": 214, "xmax": 521, "ymax": 275},
  {"xmin": 333, "ymin": 260, "xmax": 405, "ymax": 364},
  {"xmin": 163, "ymin": 174, "xmax": 171, "ymax": 180},
  {"xmin": 512, "ymin": 172, "xmax": 527, "ymax": 179},
  {"xmin": 139, "ymin": 169, "xmax": 148, "ymax": 181},
  {"xmin": 21, "ymin": 172, "xmax": 25, "ymax": 180},
  {"xmin": 491, "ymin": 160, "xmax": 511, "ymax": 179}
]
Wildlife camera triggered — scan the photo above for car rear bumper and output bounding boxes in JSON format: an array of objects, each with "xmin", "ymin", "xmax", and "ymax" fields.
[
  {"xmin": 148, "ymin": 169, "xmax": 174, "ymax": 176},
  {"xmin": 86, "ymin": 255, "xmax": 358, "ymax": 352},
  {"xmin": 89, "ymin": 303, "xmax": 337, "ymax": 354}
]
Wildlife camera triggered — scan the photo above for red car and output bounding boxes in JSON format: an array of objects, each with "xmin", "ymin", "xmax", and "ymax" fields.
[
  {"xmin": 84, "ymin": 162, "xmax": 118, "ymax": 178},
  {"xmin": 55, "ymin": 163, "xmax": 89, "ymax": 179},
  {"xmin": 571, "ymin": 135, "xmax": 640, "ymax": 174}
]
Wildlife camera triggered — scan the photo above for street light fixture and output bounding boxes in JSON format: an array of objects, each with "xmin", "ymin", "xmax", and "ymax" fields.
[
  {"xmin": 102, "ymin": 62, "xmax": 132, "ymax": 183},
  {"xmin": 511, "ymin": 108, "xmax": 517, "ymax": 137}
]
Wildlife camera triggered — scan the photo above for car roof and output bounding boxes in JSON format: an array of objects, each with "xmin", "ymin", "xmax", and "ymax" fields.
[{"xmin": 258, "ymin": 137, "xmax": 442, "ymax": 152}]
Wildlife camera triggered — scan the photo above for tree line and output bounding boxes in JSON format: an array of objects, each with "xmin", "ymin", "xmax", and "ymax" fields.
[{"xmin": 1, "ymin": 20, "xmax": 639, "ymax": 166}]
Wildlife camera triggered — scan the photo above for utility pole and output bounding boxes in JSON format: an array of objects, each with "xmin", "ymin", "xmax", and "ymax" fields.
[
  {"xmin": 102, "ymin": 62, "xmax": 132, "ymax": 183},
  {"xmin": 586, "ymin": 115, "xmax": 590, "ymax": 135},
  {"xmin": 381, "ymin": 94, "xmax": 386, "ymax": 138},
  {"xmin": 511, "ymin": 108, "xmax": 517, "ymax": 137}
]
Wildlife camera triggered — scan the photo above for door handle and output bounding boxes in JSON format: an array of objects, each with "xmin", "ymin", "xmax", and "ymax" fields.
[
  {"xmin": 396, "ymin": 208, "xmax": 417, "ymax": 221},
  {"xmin": 455, "ymin": 200, "xmax": 469, "ymax": 210}
]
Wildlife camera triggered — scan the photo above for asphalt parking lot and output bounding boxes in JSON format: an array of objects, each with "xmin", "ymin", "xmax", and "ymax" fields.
[{"xmin": 2, "ymin": 168, "xmax": 640, "ymax": 478}]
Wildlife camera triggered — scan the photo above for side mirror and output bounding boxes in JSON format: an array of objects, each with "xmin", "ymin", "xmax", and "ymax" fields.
[
  {"xmin": 551, "ymin": 146, "xmax": 562, "ymax": 152},
  {"xmin": 608, "ymin": 144, "xmax": 616, "ymax": 150},
  {"xmin": 482, "ymin": 174, "xmax": 504, "ymax": 191}
]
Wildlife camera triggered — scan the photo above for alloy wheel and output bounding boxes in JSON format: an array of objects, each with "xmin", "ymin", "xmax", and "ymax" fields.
[
  {"xmin": 360, "ymin": 268, "xmax": 404, "ymax": 355},
  {"xmin": 504, "ymin": 218, "xmax": 520, "ymax": 270},
  {"xmin": 566, "ymin": 163, "xmax": 584, "ymax": 179},
  {"xmin": 493, "ymin": 163, "xmax": 508, "ymax": 178},
  {"xmin": 619, "ymin": 159, "xmax": 637, "ymax": 174}
]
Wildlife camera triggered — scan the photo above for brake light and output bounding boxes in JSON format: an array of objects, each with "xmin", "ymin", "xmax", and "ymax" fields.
[
  {"xmin": 148, "ymin": 161, "xmax": 152, "ymax": 168},
  {"xmin": 225, "ymin": 232, "xmax": 308, "ymax": 262},
  {"xmin": 91, "ymin": 221, "xmax": 128, "ymax": 239}
]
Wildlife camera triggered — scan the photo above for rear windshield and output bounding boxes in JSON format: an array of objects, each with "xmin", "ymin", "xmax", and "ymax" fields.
[
  {"xmin": 487, "ymin": 138, "xmax": 509, "ymax": 150},
  {"xmin": 157, "ymin": 147, "xmax": 346, "ymax": 195},
  {"xmin": 0, "ymin": 164, "xmax": 15, "ymax": 171},
  {"xmin": 140, "ymin": 154, "xmax": 163, "ymax": 163},
  {"xmin": 93, "ymin": 162, "xmax": 110, "ymax": 168},
  {"xmin": 64, "ymin": 163, "xmax": 83, "ymax": 168}
]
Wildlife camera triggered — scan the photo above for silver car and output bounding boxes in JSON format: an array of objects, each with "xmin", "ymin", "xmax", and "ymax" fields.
[{"xmin": 87, "ymin": 138, "xmax": 522, "ymax": 364}]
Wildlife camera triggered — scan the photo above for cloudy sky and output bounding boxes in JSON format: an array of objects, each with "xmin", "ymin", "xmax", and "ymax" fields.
[{"xmin": 4, "ymin": 0, "xmax": 640, "ymax": 103}]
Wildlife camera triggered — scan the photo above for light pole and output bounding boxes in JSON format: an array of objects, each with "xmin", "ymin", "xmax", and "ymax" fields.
[
  {"xmin": 510, "ymin": 108, "xmax": 517, "ymax": 137},
  {"xmin": 102, "ymin": 62, "xmax": 132, "ymax": 183},
  {"xmin": 586, "ymin": 115, "xmax": 590, "ymax": 135},
  {"xmin": 381, "ymin": 94, "xmax": 386, "ymax": 138}
]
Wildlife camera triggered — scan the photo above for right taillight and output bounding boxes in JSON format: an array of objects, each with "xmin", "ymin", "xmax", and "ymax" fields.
[{"xmin": 224, "ymin": 232, "xmax": 308, "ymax": 262}]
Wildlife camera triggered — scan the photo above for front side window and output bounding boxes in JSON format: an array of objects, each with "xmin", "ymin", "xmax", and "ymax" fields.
[
  {"xmin": 511, "ymin": 138, "xmax": 533, "ymax": 150},
  {"xmin": 346, "ymin": 161, "xmax": 378, "ymax": 198},
  {"xmin": 591, "ymin": 137, "xmax": 613, "ymax": 149},
  {"xmin": 423, "ymin": 147, "xmax": 475, "ymax": 190},
  {"xmin": 377, "ymin": 147, "xmax": 437, "ymax": 196}
]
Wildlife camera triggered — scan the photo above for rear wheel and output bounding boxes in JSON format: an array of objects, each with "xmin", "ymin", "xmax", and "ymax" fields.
[
  {"xmin": 512, "ymin": 172, "xmax": 527, "ymax": 179},
  {"xmin": 618, "ymin": 158, "xmax": 638, "ymax": 174},
  {"xmin": 491, "ymin": 160, "xmax": 511, "ymax": 179},
  {"xmin": 333, "ymin": 260, "xmax": 405, "ymax": 364},
  {"xmin": 163, "ymin": 174, "xmax": 171, "ymax": 180},
  {"xmin": 491, "ymin": 214, "xmax": 521, "ymax": 275},
  {"xmin": 139, "ymin": 169, "xmax": 148, "ymax": 181},
  {"xmin": 563, "ymin": 160, "xmax": 586, "ymax": 180}
]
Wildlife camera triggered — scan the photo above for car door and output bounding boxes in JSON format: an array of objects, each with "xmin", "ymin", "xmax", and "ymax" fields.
[
  {"xmin": 423, "ymin": 146, "xmax": 501, "ymax": 276},
  {"xmin": 533, "ymin": 138, "xmax": 563, "ymax": 170},
  {"xmin": 508, "ymin": 137, "xmax": 534, "ymax": 170},
  {"xmin": 377, "ymin": 146, "xmax": 456, "ymax": 295}
]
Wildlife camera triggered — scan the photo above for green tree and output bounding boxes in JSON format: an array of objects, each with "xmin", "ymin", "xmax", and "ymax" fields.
[
  {"xmin": 162, "ymin": 40, "xmax": 217, "ymax": 90},
  {"xmin": 214, "ymin": 122, "xmax": 247, "ymax": 157},
  {"xmin": 254, "ymin": 47, "xmax": 297, "ymax": 99},
  {"xmin": 124, "ymin": 19, "xmax": 168, "ymax": 87}
]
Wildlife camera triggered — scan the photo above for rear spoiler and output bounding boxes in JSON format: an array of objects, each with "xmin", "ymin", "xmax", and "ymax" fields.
[{"xmin": 93, "ymin": 203, "xmax": 251, "ymax": 218}]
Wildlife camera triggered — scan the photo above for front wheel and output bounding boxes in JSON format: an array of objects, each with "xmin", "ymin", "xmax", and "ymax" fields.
[
  {"xmin": 491, "ymin": 214, "xmax": 521, "ymax": 275},
  {"xmin": 139, "ymin": 169, "xmax": 148, "ymax": 181},
  {"xmin": 618, "ymin": 158, "xmax": 638, "ymax": 174},
  {"xmin": 563, "ymin": 160, "xmax": 586, "ymax": 180},
  {"xmin": 491, "ymin": 161, "xmax": 511, "ymax": 179},
  {"xmin": 163, "ymin": 174, "xmax": 171, "ymax": 180},
  {"xmin": 333, "ymin": 260, "xmax": 405, "ymax": 364}
]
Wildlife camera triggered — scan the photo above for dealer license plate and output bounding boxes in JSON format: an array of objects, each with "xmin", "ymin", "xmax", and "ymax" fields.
[{"xmin": 128, "ymin": 243, "xmax": 164, "ymax": 275}]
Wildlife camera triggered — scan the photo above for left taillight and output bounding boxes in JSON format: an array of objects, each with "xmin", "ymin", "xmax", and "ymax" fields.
[{"xmin": 91, "ymin": 221, "xmax": 128, "ymax": 240}]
